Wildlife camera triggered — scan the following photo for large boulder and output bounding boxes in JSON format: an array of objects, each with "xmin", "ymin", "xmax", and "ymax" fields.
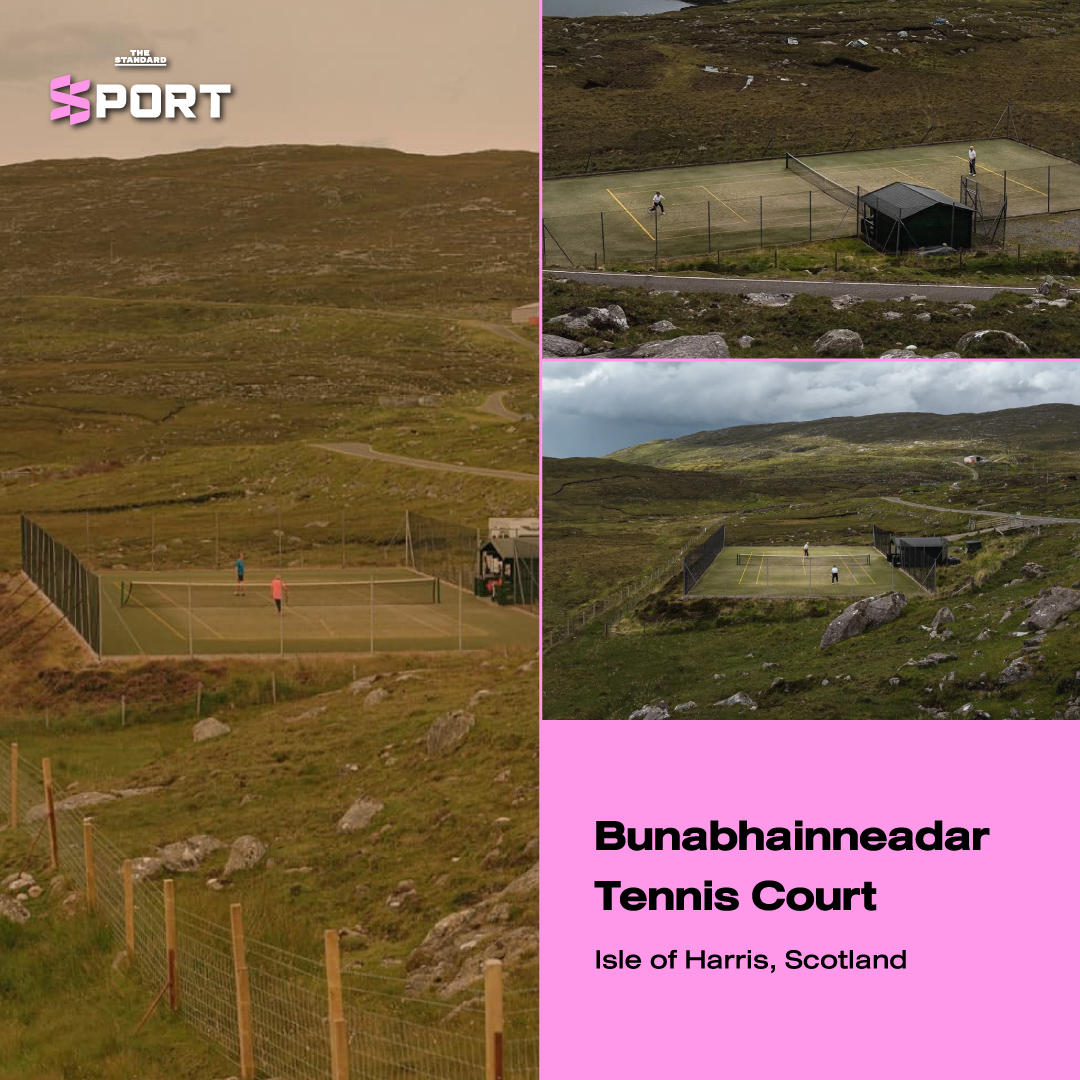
[
  {"xmin": 820, "ymin": 592, "xmax": 908, "ymax": 649},
  {"xmin": 929, "ymin": 606, "xmax": 955, "ymax": 632},
  {"xmin": 715, "ymin": 691, "xmax": 756, "ymax": 708},
  {"xmin": 426, "ymin": 711, "xmax": 476, "ymax": 756},
  {"xmin": 998, "ymin": 658, "xmax": 1035, "ymax": 685},
  {"xmin": 547, "ymin": 305, "xmax": 628, "ymax": 334},
  {"xmin": 741, "ymin": 293, "xmax": 793, "ymax": 307},
  {"xmin": 158, "ymin": 835, "xmax": 225, "ymax": 873},
  {"xmin": 1020, "ymin": 562, "xmax": 1049, "ymax": 579},
  {"xmin": 631, "ymin": 333, "xmax": 729, "ymax": 358},
  {"xmin": 541, "ymin": 334, "xmax": 586, "ymax": 358},
  {"xmin": 830, "ymin": 294, "xmax": 864, "ymax": 310},
  {"xmin": 628, "ymin": 701, "xmax": 670, "ymax": 720},
  {"xmin": 814, "ymin": 329, "xmax": 864, "ymax": 357},
  {"xmin": 0, "ymin": 896, "xmax": 30, "ymax": 924},
  {"xmin": 193, "ymin": 717, "xmax": 230, "ymax": 743},
  {"xmin": 1019, "ymin": 586, "xmax": 1080, "ymax": 631},
  {"xmin": 956, "ymin": 329, "xmax": 1031, "ymax": 357},
  {"xmin": 223, "ymin": 836, "xmax": 267, "ymax": 876}
]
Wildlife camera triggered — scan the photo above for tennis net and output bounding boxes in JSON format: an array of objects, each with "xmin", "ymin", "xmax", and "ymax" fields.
[
  {"xmin": 735, "ymin": 553, "xmax": 871, "ymax": 566},
  {"xmin": 785, "ymin": 154, "xmax": 860, "ymax": 210},
  {"xmin": 121, "ymin": 577, "xmax": 440, "ymax": 608}
]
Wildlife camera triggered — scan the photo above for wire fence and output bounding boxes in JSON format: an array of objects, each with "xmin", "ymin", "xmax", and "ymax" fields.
[
  {"xmin": 0, "ymin": 743, "xmax": 537, "ymax": 1080},
  {"xmin": 869, "ymin": 525, "xmax": 939, "ymax": 593},
  {"xmin": 543, "ymin": 518, "xmax": 722, "ymax": 651},
  {"xmin": 683, "ymin": 523, "xmax": 725, "ymax": 595}
]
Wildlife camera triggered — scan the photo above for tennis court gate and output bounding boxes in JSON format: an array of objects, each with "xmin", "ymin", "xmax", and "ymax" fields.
[
  {"xmin": 682, "ymin": 523, "xmax": 726, "ymax": 595},
  {"xmin": 961, "ymin": 176, "xmax": 1007, "ymax": 246},
  {"xmin": 20, "ymin": 514, "xmax": 101, "ymax": 654}
]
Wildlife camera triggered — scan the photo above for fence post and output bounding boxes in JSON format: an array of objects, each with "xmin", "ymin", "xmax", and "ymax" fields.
[
  {"xmin": 164, "ymin": 878, "xmax": 179, "ymax": 1011},
  {"xmin": 9, "ymin": 743, "xmax": 16, "ymax": 831},
  {"xmin": 324, "ymin": 929, "xmax": 350, "ymax": 1080},
  {"xmin": 42, "ymin": 757, "xmax": 59, "ymax": 871},
  {"xmin": 231, "ymin": 904, "xmax": 256, "ymax": 1080},
  {"xmin": 600, "ymin": 212, "xmax": 606, "ymax": 264},
  {"xmin": 82, "ymin": 817, "xmax": 96, "ymax": 911},
  {"xmin": 124, "ymin": 859, "xmax": 136, "ymax": 961},
  {"xmin": 485, "ymin": 958, "xmax": 505, "ymax": 1080},
  {"xmin": 759, "ymin": 196, "xmax": 763, "ymax": 247}
]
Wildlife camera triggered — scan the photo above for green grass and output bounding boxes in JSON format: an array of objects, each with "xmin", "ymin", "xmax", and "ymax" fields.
[{"xmin": 543, "ymin": 276, "xmax": 1080, "ymax": 356}]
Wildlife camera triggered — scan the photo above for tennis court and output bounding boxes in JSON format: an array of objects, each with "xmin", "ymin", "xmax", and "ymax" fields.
[
  {"xmin": 542, "ymin": 138, "xmax": 1080, "ymax": 265},
  {"xmin": 687, "ymin": 546, "xmax": 894, "ymax": 599},
  {"xmin": 98, "ymin": 567, "xmax": 537, "ymax": 656}
]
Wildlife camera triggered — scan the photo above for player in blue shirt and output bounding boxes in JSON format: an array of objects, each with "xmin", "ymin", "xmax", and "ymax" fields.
[{"xmin": 235, "ymin": 553, "xmax": 246, "ymax": 596}]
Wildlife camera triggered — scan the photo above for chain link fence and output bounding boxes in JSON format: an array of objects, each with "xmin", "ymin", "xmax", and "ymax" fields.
[
  {"xmin": 683, "ymin": 524, "xmax": 726, "ymax": 595},
  {"xmin": 0, "ymin": 743, "xmax": 537, "ymax": 1080},
  {"xmin": 870, "ymin": 525, "xmax": 938, "ymax": 593}
]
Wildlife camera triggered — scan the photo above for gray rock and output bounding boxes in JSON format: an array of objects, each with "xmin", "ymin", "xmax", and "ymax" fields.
[
  {"xmin": 547, "ymin": 304, "xmax": 629, "ymax": 334},
  {"xmin": 829, "ymin": 294, "xmax": 864, "ymax": 310},
  {"xmin": 878, "ymin": 350, "xmax": 930, "ymax": 358},
  {"xmin": 130, "ymin": 856, "xmax": 164, "ymax": 883},
  {"xmin": 741, "ymin": 293, "xmax": 793, "ymax": 307},
  {"xmin": 956, "ymin": 329, "xmax": 1031, "ymax": 356},
  {"xmin": 158, "ymin": 835, "xmax": 225, "ymax": 873},
  {"xmin": 932, "ymin": 352, "xmax": 962, "ymax": 358},
  {"xmin": 541, "ymin": 334, "xmax": 586, "ymax": 358},
  {"xmin": 631, "ymin": 333, "xmax": 729, "ymax": 358},
  {"xmin": 998, "ymin": 658, "xmax": 1035, "ymax": 685},
  {"xmin": 648, "ymin": 320, "xmax": 677, "ymax": 333},
  {"xmin": 813, "ymin": 329, "xmax": 864, "ymax": 357},
  {"xmin": 0, "ymin": 896, "xmax": 30, "ymax": 924},
  {"xmin": 673, "ymin": 701, "xmax": 697, "ymax": 712},
  {"xmin": 736, "ymin": 335, "xmax": 755, "ymax": 349},
  {"xmin": 929, "ymin": 606, "xmax": 955, "ymax": 632},
  {"xmin": 916, "ymin": 652, "xmax": 958, "ymax": 668},
  {"xmin": 426, "ymin": 711, "xmax": 476, "ymax": 755},
  {"xmin": 1020, "ymin": 561, "xmax": 1049, "ymax": 579},
  {"xmin": 363, "ymin": 687, "xmax": 389, "ymax": 707},
  {"xmin": 223, "ymin": 836, "xmax": 267, "ymax": 875},
  {"xmin": 337, "ymin": 798, "xmax": 385, "ymax": 833},
  {"xmin": 715, "ymin": 691, "xmax": 756, "ymax": 708},
  {"xmin": 1019, "ymin": 586, "xmax": 1080, "ymax": 631},
  {"xmin": 916, "ymin": 312, "xmax": 932, "ymax": 321},
  {"xmin": 974, "ymin": 628, "xmax": 995, "ymax": 641},
  {"xmin": 888, "ymin": 677, "xmax": 901, "ymax": 686},
  {"xmin": 880, "ymin": 311, "xmax": 903, "ymax": 320},
  {"xmin": 820, "ymin": 592, "xmax": 908, "ymax": 649},
  {"xmin": 628, "ymin": 701, "xmax": 670, "ymax": 721},
  {"xmin": 193, "ymin": 717, "xmax": 230, "ymax": 743}
]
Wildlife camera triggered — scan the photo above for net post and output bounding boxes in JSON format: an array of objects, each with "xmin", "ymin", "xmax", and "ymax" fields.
[
  {"xmin": 124, "ymin": 859, "xmax": 135, "ymax": 961},
  {"xmin": 9, "ymin": 743, "xmax": 17, "ymax": 831}
]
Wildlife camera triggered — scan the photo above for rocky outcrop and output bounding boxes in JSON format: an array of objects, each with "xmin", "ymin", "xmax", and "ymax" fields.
[
  {"xmin": 929, "ymin": 607, "xmax": 955, "ymax": 632},
  {"xmin": 628, "ymin": 701, "xmax": 670, "ymax": 721},
  {"xmin": 541, "ymin": 334, "xmax": 586, "ymax": 358},
  {"xmin": 426, "ymin": 711, "xmax": 476, "ymax": 756},
  {"xmin": 998, "ymin": 658, "xmax": 1035, "ymax": 685},
  {"xmin": 813, "ymin": 329, "xmax": 864, "ymax": 357},
  {"xmin": 158, "ymin": 835, "xmax": 225, "ymax": 873},
  {"xmin": 715, "ymin": 691, "xmax": 756, "ymax": 708},
  {"xmin": 337, "ymin": 797, "xmax": 385, "ymax": 833},
  {"xmin": 1019, "ymin": 587, "xmax": 1080, "ymax": 631},
  {"xmin": 193, "ymin": 717, "xmax": 230, "ymax": 742},
  {"xmin": 547, "ymin": 305, "xmax": 628, "ymax": 333},
  {"xmin": 223, "ymin": 836, "xmax": 267, "ymax": 875},
  {"xmin": 820, "ymin": 592, "xmax": 908, "ymax": 649},
  {"xmin": 631, "ymin": 334, "xmax": 729, "ymax": 358},
  {"xmin": 956, "ymin": 329, "xmax": 1031, "ymax": 357}
]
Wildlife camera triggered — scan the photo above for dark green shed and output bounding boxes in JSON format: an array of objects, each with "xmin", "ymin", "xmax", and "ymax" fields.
[{"xmin": 860, "ymin": 182, "xmax": 974, "ymax": 252}]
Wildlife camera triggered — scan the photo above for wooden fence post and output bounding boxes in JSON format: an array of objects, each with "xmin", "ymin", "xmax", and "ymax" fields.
[
  {"xmin": 124, "ymin": 859, "xmax": 136, "ymax": 961},
  {"xmin": 82, "ymin": 818, "xmax": 96, "ymax": 910},
  {"xmin": 485, "ymin": 958, "xmax": 504, "ymax": 1080},
  {"xmin": 164, "ymin": 879, "xmax": 179, "ymax": 1010},
  {"xmin": 41, "ymin": 758, "xmax": 59, "ymax": 871},
  {"xmin": 230, "ymin": 904, "xmax": 256, "ymax": 1080},
  {"xmin": 324, "ymin": 929, "xmax": 349, "ymax": 1080},
  {"xmin": 9, "ymin": 743, "xmax": 16, "ymax": 831}
]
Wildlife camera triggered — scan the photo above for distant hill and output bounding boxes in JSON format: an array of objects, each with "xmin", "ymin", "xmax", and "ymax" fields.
[
  {"xmin": 0, "ymin": 145, "xmax": 537, "ymax": 315},
  {"xmin": 607, "ymin": 405, "xmax": 1080, "ymax": 467}
]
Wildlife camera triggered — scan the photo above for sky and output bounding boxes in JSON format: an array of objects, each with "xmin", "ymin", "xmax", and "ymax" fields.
[
  {"xmin": 541, "ymin": 361, "xmax": 1080, "ymax": 458},
  {"xmin": 0, "ymin": 0, "xmax": 537, "ymax": 165}
]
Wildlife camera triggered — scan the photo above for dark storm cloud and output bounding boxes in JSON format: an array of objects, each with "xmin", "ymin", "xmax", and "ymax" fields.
[{"xmin": 541, "ymin": 361, "xmax": 1080, "ymax": 459}]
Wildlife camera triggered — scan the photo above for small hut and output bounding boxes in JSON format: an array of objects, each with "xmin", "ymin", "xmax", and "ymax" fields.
[{"xmin": 861, "ymin": 183, "xmax": 974, "ymax": 252}]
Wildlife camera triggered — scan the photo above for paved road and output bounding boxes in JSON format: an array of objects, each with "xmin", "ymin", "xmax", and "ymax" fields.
[
  {"xmin": 952, "ymin": 459, "xmax": 979, "ymax": 480},
  {"xmin": 881, "ymin": 496, "xmax": 1080, "ymax": 525},
  {"xmin": 544, "ymin": 269, "xmax": 1039, "ymax": 303},
  {"xmin": 479, "ymin": 391, "xmax": 522, "ymax": 421},
  {"xmin": 314, "ymin": 442, "xmax": 538, "ymax": 483}
]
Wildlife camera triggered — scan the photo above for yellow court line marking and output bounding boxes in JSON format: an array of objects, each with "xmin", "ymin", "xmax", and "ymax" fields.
[
  {"xmin": 737, "ymin": 555, "xmax": 753, "ymax": 586},
  {"xmin": 102, "ymin": 581, "xmax": 145, "ymax": 655},
  {"xmin": 701, "ymin": 185, "xmax": 748, "ymax": 222},
  {"xmin": 131, "ymin": 586, "xmax": 188, "ymax": 643},
  {"xmin": 892, "ymin": 167, "xmax": 927, "ymax": 186},
  {"xmin": 605, "ymin": 188, "xmax": 654, "ymax": 238},
  {"xmin": 955, "ymin": 158, "xmax": 1046, "ymax": 196}
]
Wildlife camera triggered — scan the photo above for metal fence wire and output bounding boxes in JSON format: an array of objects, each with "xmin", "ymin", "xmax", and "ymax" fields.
[
  {"xmin": 0, "ymin": 744, "xmax": 537, "ymax": 1080},
  {"xmin": 683, "ymin": 524, "xmax": 726, "ymax": 595},
  {"xmin": 20, "ymin": 514, "xmax": 101, "ymax": 654}
]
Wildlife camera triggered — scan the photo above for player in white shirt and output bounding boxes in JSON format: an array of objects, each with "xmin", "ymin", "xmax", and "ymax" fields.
[
  {"xmin": 968, "ymin": 146, "xmax": 977, "ymax": 175},
  {"xmin": 649, "ymin": 191, "xmax": 665, "ymax": 215}
]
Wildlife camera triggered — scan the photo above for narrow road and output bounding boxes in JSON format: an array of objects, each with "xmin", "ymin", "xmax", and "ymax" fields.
[
  {"xmin": 952, "ymin": 459, "xmax": 979, "ymax": 480},
  {"xmin": 880, "ymin": 496, "xmax": 1080, "ymax": 525},
  {"xmin": 479, "ymin": 391, "xmax": 522, "ymax": 421},
  {"xmin": 544, "ymin": 269, "xmax": 1038, "ymax": 303},
  {"xmin": 314, "ymin": 442, "xmax": 538, "ymax": 483}
]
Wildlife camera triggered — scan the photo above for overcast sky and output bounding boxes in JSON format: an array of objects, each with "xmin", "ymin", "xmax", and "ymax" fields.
[
  {"xmin": 542, "ymin": 361, "xmax": 1080, "ymax": 458},
  {"xmin": 0, "ymin": 0, "xmax": 536, "ymax": 165}
]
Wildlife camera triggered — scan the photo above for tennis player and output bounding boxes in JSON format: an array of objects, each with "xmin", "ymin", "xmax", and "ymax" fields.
[
  {"xmin": 831, "ymin": 565, "xmax": 840, "ymax": 583},
  {"xmin": 270, "ymin": 573, "xmax": 288, "ymax": 613},
  {"xmin": 803, "ymin": 542, "xmax": 810, "ymax": 558},
  {"xmin": 968, "ymin": 145, "xmax": 977, "ymax": 175},
  {"xmin": 235, "ymin": 552, "xmax": 246, "ymax": 596},
  {"xmin": 649, "ymin": 191, "xmax": 665, "ymax": 215}
]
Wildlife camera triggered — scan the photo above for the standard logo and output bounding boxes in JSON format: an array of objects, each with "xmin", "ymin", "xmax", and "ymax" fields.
[{"xmin": 49, "ymin": 51, "xmax": 230, "ymax": 126}]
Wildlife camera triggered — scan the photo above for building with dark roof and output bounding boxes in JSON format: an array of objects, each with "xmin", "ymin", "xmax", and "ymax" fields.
[{"xmin": 860, "ymin": 182, "xmax": 974, "ymax": 252}]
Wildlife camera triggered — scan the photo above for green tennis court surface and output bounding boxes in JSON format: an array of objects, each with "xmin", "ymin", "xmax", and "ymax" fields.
[
  {"xmin": 687, "ymin": 546, "xmax": 894, "ymax": 599},
  {"xmin": 99, "ymin": 567, "xmax": 537, "ymax": 656},
  {"xmin": 542, "ymin": 138, "xmax": 1080, "ymax": 263}
]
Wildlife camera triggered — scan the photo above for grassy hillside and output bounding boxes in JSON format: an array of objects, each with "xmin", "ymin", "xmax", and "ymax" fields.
[
  {"xmin": 543, "ymin": 404, "xmax": 1080, "ymax": 718},
  {"xmin": 544, "ymin": 0, "xmax": 1080, "ymax": 175}
]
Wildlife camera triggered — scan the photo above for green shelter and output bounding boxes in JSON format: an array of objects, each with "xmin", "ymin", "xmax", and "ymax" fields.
[{"xmin": 860, "ymin": 182, "xmax": 974, "ymax": 252}]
